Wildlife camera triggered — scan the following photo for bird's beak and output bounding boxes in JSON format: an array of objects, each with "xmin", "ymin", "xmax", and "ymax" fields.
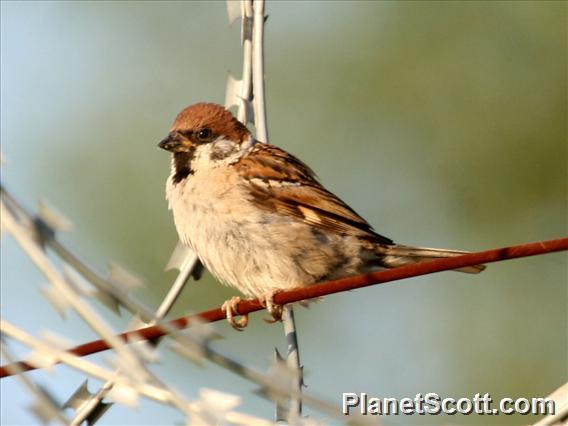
[{"xmin": 158, "ymin": 132, "xmax": 192, "ymax": 152}]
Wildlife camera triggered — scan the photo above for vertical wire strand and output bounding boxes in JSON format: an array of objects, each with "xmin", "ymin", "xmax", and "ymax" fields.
[{"xmin": 249, "ymin": 0, "xmax": 304, "ymax": 420}]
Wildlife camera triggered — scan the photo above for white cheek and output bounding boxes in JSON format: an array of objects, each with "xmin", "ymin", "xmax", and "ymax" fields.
[
  {"xmin": 190, "ymin": 144, "xmax": 213, "ymax": 171},
  {"xmin": 190, "ymin": 137, "xmax": 256, "ymax": 172}
]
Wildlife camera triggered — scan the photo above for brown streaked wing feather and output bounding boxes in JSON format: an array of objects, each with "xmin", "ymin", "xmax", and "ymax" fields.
[
  {"xmin": 234, "ymin": 144, "xmax": 318, "ymax": 183},
  {"xmin": 235, "ymin": 144, "xmax": 394, "ymax": 245}
]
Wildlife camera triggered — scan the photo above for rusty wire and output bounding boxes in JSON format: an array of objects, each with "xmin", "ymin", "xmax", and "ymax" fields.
[{"xmin": 1, "ymin": 236, "xmax": 566, "ymax": 379}]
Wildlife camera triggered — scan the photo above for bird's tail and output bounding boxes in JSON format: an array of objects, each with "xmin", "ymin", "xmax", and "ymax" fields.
[{"xmin": 378, "ymin": 244, "xmax": 486, "ymax": 274}]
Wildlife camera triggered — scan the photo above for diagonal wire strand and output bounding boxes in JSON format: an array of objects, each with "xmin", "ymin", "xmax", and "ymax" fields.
[
  {"xmin": 1, "ymin": 185, "xmax": 201, "ymax": 423},
  {"xmin": 0, "ymin": 344, "xmax": 70, "ymax": 425},
  {"xmin": 245, "ymin": 1, "xmax": 305, "ymax": 420},
  {"xmin": 0, "ymin": 202, "xmax": 152, "ymax": 385},
  {"xmin": 1, "ymin": 321, "xmax": 278, "ymax": 425},
  {"xmin": 3, "ymin": 236, "xmax": 566, "ymax": 378},
  {"xmin": 2, "ymin": 183, "xmax": 340, "ymax": 421}
]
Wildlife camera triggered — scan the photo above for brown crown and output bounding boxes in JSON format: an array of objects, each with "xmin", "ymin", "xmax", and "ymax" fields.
[{"xmin": 171, "ymin": 103, "xmax": 250, "ymax": 143}]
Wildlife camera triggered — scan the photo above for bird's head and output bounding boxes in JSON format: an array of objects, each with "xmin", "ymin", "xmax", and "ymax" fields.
[{"xmin": 159, "ymin": 103, "xmax": 252, "ymax": 180}]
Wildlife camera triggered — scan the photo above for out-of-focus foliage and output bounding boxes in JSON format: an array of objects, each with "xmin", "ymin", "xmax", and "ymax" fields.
[{"xmin": 1, "ymin": 1, "xmax": 565, "ymax": 425}]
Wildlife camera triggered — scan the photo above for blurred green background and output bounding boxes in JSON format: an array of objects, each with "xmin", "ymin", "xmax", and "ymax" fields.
[{"xmin": 1, "ymin": 1, "xmax": 566, "ymax": 425}]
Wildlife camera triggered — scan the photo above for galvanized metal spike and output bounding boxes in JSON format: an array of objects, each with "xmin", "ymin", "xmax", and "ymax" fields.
[
  {"xmin": 104, "ymin": 356, "xmax": 133, "ymax": 381},
  {"xmin": 127, "ymin": 314, "xmax": 148, "ymax": 330},
  {"xmin": 200, "ymin": 388, "xmax": 241, "ymax": 411},
  {"xmin": 73, "ymin": 257, "xmax": 123, "ymax": 314},
  {"xmin": 168, "ymin": 319, "xmax": 221, "ymax": 366},
  {"xmin": 38, "ymin": 200, "xmax": 73, "ymax": 232},
  {"xmin": 62, "ymin": 265, "xmax": 93, "ymax": 296},
  {"xmin": 92, "ymin": 289, "xmax": 122, "ymax": 315},
  {"xmin": 271, "ymin": 348, "xmax": 291, "ymax": 420},
  {"xmin": 169, "ymin": 339, "xmax": 205, "ymax": 367},
  {"xmin": 24, "ymin": 349, "xmax": 58, "ymax": 371},
  {"xmin": 107, "ymin": 262, "xmax": 143, "ymax": 291},
  {"xmin": 28, "ymin": 399, "xmax": 60, "ymax": 425},
  {"xmin": 190, "ymin": 388, "xmax": 241, "ymax": 425},
  {"xmin": 166, "ymin": 245, "xmax": 203, "ymax": 280},
  {"xmin": 189, "ymin": 259, "xmax": 205, "ymax": 280},
  {"xmin": 125, "ymin": 333, "xmax": 160, "ymax": 364},
  {"xmin": 84, "ymin": 401, "xmax": 113, "ymax": 426},
  {"xmin": 252, "ymin": 385, "xmax": 289, "ymax": 409},
  {"xmin": 106, "ymin": 383, "xmax": 139, "ymax": 408},
  {"xmin": 226, "ymin": 0, "xmax": 242, "ymax": 25},
  {"xmin": 104, "ymin": 355, "xmax": 145, "ymax": 385},
  {"xmin": 38, "ymin": 384, "xmax": 61, "ymax": 404},
  {"xmin": 225, "ymin": 73, "xmax": 243, "ymax": 110},
  {"xmin": 40, "ymin": 285, "xmax": 70, "ymax": 318},
  {"xmin": 64, "ymin": 380, "xmax": 93, "ymax": 410},
  {"xmin": 165, "ymin": 240, "xmax": 191, "ymax": 271},
  {"xmin": 31, "ymin": 217, "xmax": 54, "ymax": 249},
  {"xmin": 269, "ymin": 357, "xmax": 300, "ymax": 388},
  {"xmin": 189, "ymin": 411, "xmax": 215, "ymax": 426},
  {"xmin": 188, "ymin": 317, "xmax": 223, "ymax": 344}
]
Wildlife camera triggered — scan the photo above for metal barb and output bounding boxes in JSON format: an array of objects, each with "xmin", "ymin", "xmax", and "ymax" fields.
[
  {"xmin": 1, "ymin": 345, "xmax": 69, "ymax": 425},
  {"xmin": 282, "ymin": 305, "xmax": 304, "ymax": 421},
  {"xmin": 273, "ymin": 347, "xmax": 289, "ymax": 421},
  {"xmin": 64, "ymin": 380, "xmax": 94, "ymax": 410},
  {"xmin": 66, "ymin": 241, "xmax": 200, "ymax": 424}
]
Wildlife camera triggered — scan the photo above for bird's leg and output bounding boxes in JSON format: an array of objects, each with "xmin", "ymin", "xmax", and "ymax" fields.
[
  {"xmin": 259, "ymin": 290, "xmax": 283, "ymax": 323},
  {"xmin": 221, "ymin": 296, "xmax": 248, "ymax": 331}
]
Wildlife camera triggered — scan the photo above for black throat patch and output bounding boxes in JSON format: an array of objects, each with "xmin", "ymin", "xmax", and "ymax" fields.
[{"xmin": 172, "ymin": 151, "xmax": 194, "ymax": 184}]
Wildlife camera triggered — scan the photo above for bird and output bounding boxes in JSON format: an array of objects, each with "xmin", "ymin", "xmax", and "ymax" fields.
[{"xmin": 158, "ymin": 102, "xmax": 484, "ymax": 330}]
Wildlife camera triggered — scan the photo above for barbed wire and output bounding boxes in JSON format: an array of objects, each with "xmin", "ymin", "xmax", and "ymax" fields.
[
  {"xmin": 6, "ymin": 161, "xmax": 563, "ymax": 423},
  {"xmin": 226, "ymin": 1, "xmax": 304, "ymax": 421},
  {"xmin": 0, "ymin": 2, "xmax": 309, "ymax": 424},
  {"xmin": 1, "ymin": 1, "xmax": 565, "ymax": 424},
  {"xmin": 2, "ymin": 179, "xmax": 341, "ymax": 423},
  {"xmin": 3, "ymin": 237, "xmax": 566, "ymax": 378}
]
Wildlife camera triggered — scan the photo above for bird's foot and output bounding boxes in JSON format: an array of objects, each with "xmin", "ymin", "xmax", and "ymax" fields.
[
  {"xmin": 221, "ymin": 296, "xmax": 248, "ymax": 331},
  {"xmin": 259, "ymin": 290, "xmax": 283, "ymax": 323}
]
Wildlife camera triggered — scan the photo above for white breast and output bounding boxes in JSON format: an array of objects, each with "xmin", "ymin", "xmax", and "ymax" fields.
[
  {"xmin": 166, "ymin": 165, "xmax": 277, "ymax": 296},
  {"xmin": 164, "ymin": 150, "xmax": 356, "ymax": 297}
]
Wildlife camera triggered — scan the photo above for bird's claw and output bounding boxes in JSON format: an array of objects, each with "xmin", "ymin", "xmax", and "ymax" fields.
[
  {"xmin": 221, "ymin": 296, "xmax": 249, "ymax": 331},
  {"xmin": 259, "ymin": 290, "xmax": 283, "ymax": 323}
]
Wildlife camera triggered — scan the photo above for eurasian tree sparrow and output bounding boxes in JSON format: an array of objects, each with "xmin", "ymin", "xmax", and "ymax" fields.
[{"xmin": 159, "ymin": 103, "xmax": 484, "ymax": 330}]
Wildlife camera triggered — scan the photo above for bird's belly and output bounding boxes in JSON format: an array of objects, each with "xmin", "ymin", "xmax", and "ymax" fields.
[
  {"xmin": 175, "ymin": 202, "xmax": 305, "ymax": 297},
  {"xmin": 167, "ymin": 175, "xmax": 366, "ymax": 297}
]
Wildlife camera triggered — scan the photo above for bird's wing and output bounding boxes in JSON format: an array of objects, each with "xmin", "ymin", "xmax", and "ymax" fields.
[{"xmin": 233, "ymin": 143, "xmax": 393, "ymax": 245}]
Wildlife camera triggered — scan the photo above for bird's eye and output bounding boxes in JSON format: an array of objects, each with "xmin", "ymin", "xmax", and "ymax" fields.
[{"xmin": 197, "ymin": 128, "xmax": 212, "ymax": 142}]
